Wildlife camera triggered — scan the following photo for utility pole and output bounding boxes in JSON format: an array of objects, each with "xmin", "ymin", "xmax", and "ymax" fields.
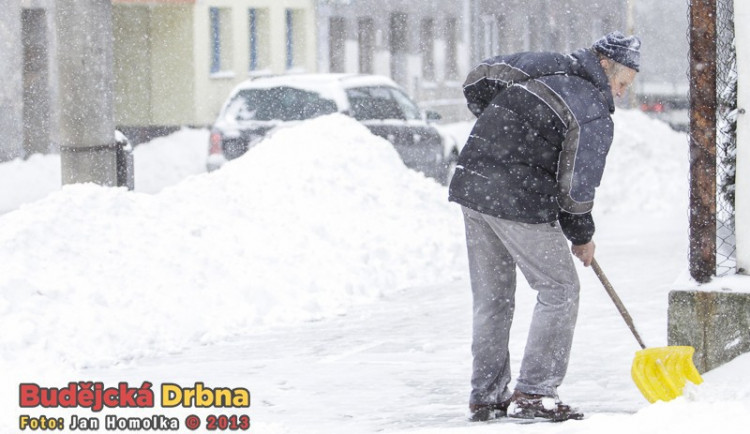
[
  {"xmin": 688, "ymin": 0, "xmax": 717, "ymax": 283},
  {"xmin": 56, "ymin": 0, "xmax": 117, "ymax": 186}
]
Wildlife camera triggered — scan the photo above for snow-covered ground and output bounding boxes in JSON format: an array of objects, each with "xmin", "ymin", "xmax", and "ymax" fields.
[{"xmin": 1, "ymin": 111, "xmax": 748, "ymax": 433}]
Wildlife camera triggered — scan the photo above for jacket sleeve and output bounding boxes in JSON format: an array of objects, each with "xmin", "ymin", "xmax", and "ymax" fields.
[
  {"xmin": 553, "ymin": 110, "xmax": 612, "ymax": 247},
  {"xmin": 556, "ymin": 115, "xmax": 614, "ymax": 216},
  {"xmin": 559, "ymin": 211, "xmax": 595, "ymax": 245},
  {"xmin": 463, "ymin": 52, "xmax": 571, "ymax": 117},
  {"xmin": 462, "ymin": 56, "xmax": 532, "ymax": 118}
]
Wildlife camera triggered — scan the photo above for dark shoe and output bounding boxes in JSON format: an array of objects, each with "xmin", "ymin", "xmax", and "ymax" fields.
[
  {"xmin": 507, "ymin": 391, "xmax": 584, "ymax": 422},
  {"xmin": 468, "ymin": 400, "xmax": 510, "ymax": 422}
]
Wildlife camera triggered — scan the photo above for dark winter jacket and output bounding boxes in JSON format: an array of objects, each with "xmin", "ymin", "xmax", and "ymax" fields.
[{"xmin": 448, "ymin": 49, "xmax": 615, "ymax": 245}]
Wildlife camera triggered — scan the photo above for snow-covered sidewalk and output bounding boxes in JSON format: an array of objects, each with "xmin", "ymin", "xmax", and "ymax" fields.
[
  {"xmin": 80, "ymin": 210, "xmax": 749, "ymax": 434},
  {"xmin": 2, "ymin": 112, "xmax": 748, "ymax": 433}
]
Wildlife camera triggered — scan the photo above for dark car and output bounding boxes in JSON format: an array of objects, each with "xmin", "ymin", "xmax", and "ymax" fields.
[{"xmin": 207, "ymin": 74, "xmax": 453, "ymax": 182}]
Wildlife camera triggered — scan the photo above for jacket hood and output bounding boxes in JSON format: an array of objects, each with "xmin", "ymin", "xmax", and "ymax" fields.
[{"xmin": 570, "ymin": 49, "xmax": 615, "ymax": 113}]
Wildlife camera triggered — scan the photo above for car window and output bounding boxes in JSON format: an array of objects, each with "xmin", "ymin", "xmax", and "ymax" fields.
[
  {"xmin": 389, "ymin": 88, "xmax": 421, "ymax": 121},
  {"xmin": 228, "ymin": 87, "xmax": 337, "ymax": 121},
  {"xmin": 346, "ymin": 86, "xmax": 406, "ymax": 121}
]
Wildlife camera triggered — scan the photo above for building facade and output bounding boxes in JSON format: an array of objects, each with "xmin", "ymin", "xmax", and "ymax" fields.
[
  {"xmin": 470, "ymin": 0, "xmax": 626, "ymax": 62},
  {"xmin": 114, "ymin": 0, "xmax": 317, "ymax": 143},
  {"xmin": 316, "ymin": 0, "xmax": 626, "ymax": 122},
  {"xmin": 0, "ymin": 0, "xmax": 639, "ymax": 159},
  {"xmin": 317, "ymin": 0, "xmax": 472, "ymax": 121},
  {"xmin": 0, "ymin": 0, "xmax": 317, "ymax": 161}
]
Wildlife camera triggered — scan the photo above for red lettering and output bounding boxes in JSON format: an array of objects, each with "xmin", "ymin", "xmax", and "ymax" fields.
[
  {"xmin": 118, "ymin": 383, "xmax": 137, "ymax": 407},
  {"xmin": 103, "ymin": 388, "xmax": 119, "ymax": 408},
  {"xmin": 58, "ymin": 383, "xmax": 77, "ymax": 407},
  {"xmin": 39, "ymin": 388, "xmax": 56, "ymax": 407},
  {"xmin": 19, "ymin": 384, "xmax": 40, "ymax": 407}
]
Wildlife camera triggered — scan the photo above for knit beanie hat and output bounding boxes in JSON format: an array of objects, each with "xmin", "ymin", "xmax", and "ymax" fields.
[{"xmin": 592, "ymin": 31, "xmax": 641, "ymax": 72}]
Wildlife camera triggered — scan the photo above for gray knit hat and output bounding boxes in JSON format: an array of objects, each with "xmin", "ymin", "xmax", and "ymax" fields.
[{"xmin": 593, "ymin": 31, "xmax": 641, "ymax": 72}]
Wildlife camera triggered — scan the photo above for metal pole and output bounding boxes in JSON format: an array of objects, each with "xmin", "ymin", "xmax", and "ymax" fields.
[
  {"xmin": 56, "ymin": 0, "xmax": 117, "ymax": 186},
  {"xmin": 688, "ymin": 0, "xmax": 717, "ymax": 283}
]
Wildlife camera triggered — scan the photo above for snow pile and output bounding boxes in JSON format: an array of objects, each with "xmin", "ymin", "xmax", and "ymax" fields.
[
  {"xmin": 0, "ymin": 114, "xmax": 465, "ymax": 369},
  {"xmin": 0, "ymin": 153, "xmax": 61, "ymax": 214},
  {"xmin": 132, "ymin": 128, "xmax": 209, "ymax": 193},
  {"xmin": 598, "ymin": 109, "xmax": 689, "ymax": 215},
  {"xmin": 0, "ymin": 127, "xmax": 208, "ymax": 213}
]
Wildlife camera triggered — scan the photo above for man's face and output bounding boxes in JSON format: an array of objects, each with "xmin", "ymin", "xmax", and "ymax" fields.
[
  {"xmin": 601, "ymin": 59, "xmax": 637, "ymax": 99},
  {"xmin": 609, "ymin": 67, "xmax": 637, "ymax": 99}
]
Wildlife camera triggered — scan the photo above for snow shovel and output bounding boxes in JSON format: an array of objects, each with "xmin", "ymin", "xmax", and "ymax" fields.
[{"xmin": 591, "ymin": 258, "xmax": 703, "ymax": 403}]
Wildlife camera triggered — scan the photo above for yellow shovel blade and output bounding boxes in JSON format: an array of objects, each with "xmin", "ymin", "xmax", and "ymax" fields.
[{"xmin": 631, "ymin": 346, "xmax": 704, "ymax": 403}]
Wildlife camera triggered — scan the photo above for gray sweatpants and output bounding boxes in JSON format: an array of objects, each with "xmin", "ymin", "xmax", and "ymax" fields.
[{"xmin": 462, "ymin": 207, "xmax": 580, "ymax": 404}]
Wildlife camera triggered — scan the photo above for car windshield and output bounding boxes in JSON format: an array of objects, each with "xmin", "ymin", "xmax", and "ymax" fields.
[
  {"xmin": 346, "ymin": 86, "xmax": 421, "ymax": 121},
  {"xmin": 225, "ymin": 87, "xmax": 338, "ymax": 121}
]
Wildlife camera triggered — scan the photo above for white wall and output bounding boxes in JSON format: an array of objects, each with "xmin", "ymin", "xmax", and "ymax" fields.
[
  {"xmin": 735, "ymin": 0, "xmax": 750, "ymax": 274},
  {"xmin": 151, "ymin": 6, "xmax": 195, "ymax": 126},
  {"xmin": 113, "ymin": 6, "xmax": 153, "ymax": 126}
]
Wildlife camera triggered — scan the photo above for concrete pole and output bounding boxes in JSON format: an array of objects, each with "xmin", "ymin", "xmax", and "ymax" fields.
[
  {"xmin": 0, "ymin": 0, "xmax": 24, "ymax": 162},
  {"xmin": 734, "ymin": 0, "xmax": 749, "ymax": 275},
  {"xmin": 56, "ymin": 0, "xmax": 117, "ymax": 186}
]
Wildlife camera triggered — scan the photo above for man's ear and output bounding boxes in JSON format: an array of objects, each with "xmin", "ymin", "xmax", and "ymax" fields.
[{"xmin": 599, "ymin": 58, "xmax": 610, "ymax": 70}]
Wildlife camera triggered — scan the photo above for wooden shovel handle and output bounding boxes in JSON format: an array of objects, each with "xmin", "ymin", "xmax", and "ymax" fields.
[{"xmin": 591, "ymin": 258, "xmax": 648, "ymax": 350}]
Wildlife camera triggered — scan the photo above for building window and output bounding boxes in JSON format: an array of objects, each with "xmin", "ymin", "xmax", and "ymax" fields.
[
  {"xmin": 210, "ymin": 7, "xmax": 233, "ymax": 74},
  {"xmin": 445, "ymin": 17, "xmax": 458, "ymax": 80},
  {"xmin": 420, "ymin": 18, "xmax": 435, "ymax": 81},
  {"xmin": 329, "ymin": 17, "xmax": 346, "ymax": 73},
  {"xmin": 358, "ymin": 18, "xmax": 374, "ymax": 74},
  {"xmin": 249, "ymin": 8, "xmax": 269, "ymax": 71},
  {"xmin": 286, "ymin": 9, "xmax": 306, "ymax": 70}
]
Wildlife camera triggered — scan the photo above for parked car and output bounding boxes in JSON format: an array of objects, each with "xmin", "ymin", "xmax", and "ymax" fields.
[
  {"xmin": 637, "ymin": 82, "xmax": 689, "ymax": 132},
  {"xmin": 207, "ymin": 73, "xmax": 453, "ymax": 183}
]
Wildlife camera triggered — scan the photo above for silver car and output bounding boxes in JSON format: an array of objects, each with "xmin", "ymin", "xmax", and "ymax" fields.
[{"xmin": 207, "ymin": 73, "xmax": 452, "ymax": 183}]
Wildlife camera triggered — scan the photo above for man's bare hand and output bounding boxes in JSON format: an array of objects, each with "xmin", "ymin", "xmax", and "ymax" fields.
[{"xmin": 571, "ymin": 241, "xmax": 596, "ymax": 267}]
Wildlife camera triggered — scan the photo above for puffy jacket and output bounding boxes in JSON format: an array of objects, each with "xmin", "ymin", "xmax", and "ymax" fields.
[{"xmin": 448, "ymin": 49, "xmax": 615, "ymax": 245}]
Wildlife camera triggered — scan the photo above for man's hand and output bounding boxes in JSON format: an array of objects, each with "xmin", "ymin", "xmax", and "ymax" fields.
[{"xmin": 571, "ymin": 241, "xmax": 596, "ymax": 267}]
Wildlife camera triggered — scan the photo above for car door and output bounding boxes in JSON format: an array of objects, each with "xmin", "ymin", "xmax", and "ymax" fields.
[{"xmin": 345, "ymin": 86, "xmax": 444, "ymax": 180}]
